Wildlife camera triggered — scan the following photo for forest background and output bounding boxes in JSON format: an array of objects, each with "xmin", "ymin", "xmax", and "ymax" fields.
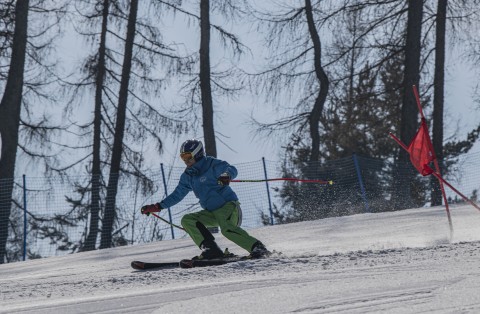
[{"xmin": 1, "ymin": 0, "xmax": 480, "ymax": 263}]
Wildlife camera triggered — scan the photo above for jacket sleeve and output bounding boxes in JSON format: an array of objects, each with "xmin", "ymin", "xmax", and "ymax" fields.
[
  {"xmin": 213, "ymin": 159, "xmax": 238, "ymax": 179},
  {"xmin": 159, "ymin": 174, "xmax": 191, "ymax": 208}
]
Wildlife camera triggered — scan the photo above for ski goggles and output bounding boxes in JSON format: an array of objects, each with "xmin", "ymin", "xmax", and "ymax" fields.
[{"xmin": 180, "ymin": 152, "xmax": 194, "ymax": 162}]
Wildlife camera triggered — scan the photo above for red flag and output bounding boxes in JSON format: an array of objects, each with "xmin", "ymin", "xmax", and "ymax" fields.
[{"xmin": 408, "ymin": 119, "xmax": 434, "ymax": 176}]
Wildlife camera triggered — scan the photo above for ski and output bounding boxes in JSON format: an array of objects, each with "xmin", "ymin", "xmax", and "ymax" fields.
[
  {"xmin": 131, "ymin": 250, "xmax": 275, "ymax": 270},
  {"xmin": 131, "ymin": 260, "xmax": 179, "ymax": 270},
  {"xmin": 131, "ymin": 256, "xmax": 249, "ymax": 270},
  {"xmin": 179, "ymin": 255, "xmax": 249, "ymax": 268}
]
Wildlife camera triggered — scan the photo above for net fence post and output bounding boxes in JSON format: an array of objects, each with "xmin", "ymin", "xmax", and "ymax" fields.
[
  {"xmin": 262, "ymin": 157, "xmax": 274, "ymax": 225},
  {"xmin": 160, "ymin": 163, "xmax": 175, "ymax": 239},
  {"xmin": 22, "ymin": 175, "xmax": 27, "ymax": 261},
  {"xmin": 352, "ymin": 153, "xmax": 370, "ymax": 213}
]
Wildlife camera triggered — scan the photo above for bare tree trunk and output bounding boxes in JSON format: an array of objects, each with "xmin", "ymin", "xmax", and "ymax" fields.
[
  {"xmin": 0, "ymin": 0, "xmax": 29, "ymax": 264},
  {"xmin": 100, "ymin": 0, "xmax": 138, "ymax": 249},
  {"xmin": 83, "ymin": 0, "xmax": 110, "ymax": 251},
  {"xmin": 394, "ymin": 0, "xmax": 424, "ymax": 210},
  {"xmin": 400, "ymin": 0, "xmax": 423, "ymax": 160},
  {"xmin": 431, "ymin": 0, "xmax": 447, "ymax": 206},
  {"xmin": 305, "ymin": 0, "xmax": 329, "ymax": 162},
  {"xmin": 199, "ymin": 0, "xmax": 216, "ymax": 157}
]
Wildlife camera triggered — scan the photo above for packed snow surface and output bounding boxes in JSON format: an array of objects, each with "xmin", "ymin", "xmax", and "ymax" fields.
[{"xmin": 2, "ymin": 205, "xmax": 480, "ymax": 313}]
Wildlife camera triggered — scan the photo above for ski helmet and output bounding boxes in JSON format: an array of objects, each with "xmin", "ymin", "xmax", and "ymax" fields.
[{"xmin": 180, "ymin": 139, "xmax": 205, "ymax": 161}]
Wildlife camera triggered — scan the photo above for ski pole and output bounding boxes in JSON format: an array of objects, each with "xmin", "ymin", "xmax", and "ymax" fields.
[
  {"xmin": 150, "ymin": 212, "xmax": 185, "ymax": 231},
  {"xmin": 231, "ymin": 178, "xmax": 333, "ymax": 185}
]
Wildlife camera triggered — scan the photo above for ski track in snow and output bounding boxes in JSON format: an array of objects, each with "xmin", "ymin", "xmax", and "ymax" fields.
[{"xmin": 1, "ymin": 205, "xmax": 480, "ymax": 313}]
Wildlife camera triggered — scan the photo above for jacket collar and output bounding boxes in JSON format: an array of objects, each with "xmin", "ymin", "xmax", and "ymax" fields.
[{"xmin": 185, "ymin": 156, "xmax": 207, "ymax": 176}]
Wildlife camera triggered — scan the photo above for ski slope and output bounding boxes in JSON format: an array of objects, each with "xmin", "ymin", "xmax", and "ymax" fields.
[{"xmin": 1, "ymin": 204, "xmax": 480, "ymax": 313}]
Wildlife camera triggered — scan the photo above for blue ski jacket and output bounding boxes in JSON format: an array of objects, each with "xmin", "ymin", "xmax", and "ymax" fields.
[{"xmin": 159, "ymin": 156, "xmax": 239, "ymax": 211}]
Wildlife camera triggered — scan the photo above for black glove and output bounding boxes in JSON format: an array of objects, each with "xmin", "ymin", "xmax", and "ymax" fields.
[
  {"xmin": 141, "ymin": 203, "xmax": 162, "ymax": 216},
  {"xmin": 217, "ymin": 172, "xmax": 231, "ymax": 186}
]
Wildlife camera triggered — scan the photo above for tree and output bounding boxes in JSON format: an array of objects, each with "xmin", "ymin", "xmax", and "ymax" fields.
[
  {"xmin": 429, "ymin": 0, "xmax": 480, "ymax": 200},
  {"xmin": 59, "ymin": 0, "xmax": 190, "ymax": 251},
  {"xmin": 83, "ymin": 0, "xmax": 110, "ymax": 251},
  {"xmin": 199, "ymin": 0, "xmax": 216, "ymax": 156},
  {"xmin": 0, "ymin": 1, "xmax": 16, "ymax": 81},
  {"xmin": 165, "ymin": 1, "xmax": 246, "ymax": 154},
  {"xmin": 100, "ymin": 0, "xmax": 139, "ymax": 249},
  {"xmin": 0, "ymin": 0, "xmax": 29, "ymax": 264},
  {"xmin": 305, "ymin": 0, "xmax": 329, "ymax": 162},
  {"xmin": 392, "ymin": 0, "xmax": 424, "ymax": 210},
  {"xmin": 0, "ymin": 0, "xmax": 73, "ymax": 262},
  {"xmin": 320, "ymin": 5, "xmax": 403, "ymax": 161},
  {"xmin": 431, "ymin": 0, "xmax": 447, "ymax": 206},
  {"xmin": 249, "ymin": 0, "xmax": 331, "ymax": 162},
  {"xmin": 251, "ymin": 0, "xmax": 437, "ymax": 217}
]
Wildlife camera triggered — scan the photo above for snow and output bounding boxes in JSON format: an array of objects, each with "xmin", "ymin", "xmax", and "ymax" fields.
[{"xmin": 2, "ymin": 205, "xmax": 480, "ymax": 313}]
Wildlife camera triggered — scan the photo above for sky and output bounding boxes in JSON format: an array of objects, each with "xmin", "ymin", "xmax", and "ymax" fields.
[{"xmin": 2, "ymin": 203, "xmax": 480, "ymax": 313}]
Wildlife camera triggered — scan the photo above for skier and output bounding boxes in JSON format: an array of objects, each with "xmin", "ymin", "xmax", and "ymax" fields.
[{"xmin": 140, "ymin": 139, "xmax": 270, "ymax": 260}]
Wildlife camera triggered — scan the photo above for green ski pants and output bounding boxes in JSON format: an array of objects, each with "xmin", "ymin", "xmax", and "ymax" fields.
[{"xmin": 181, "ymin": 201, "xmax": 258, "ymax": 252}]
